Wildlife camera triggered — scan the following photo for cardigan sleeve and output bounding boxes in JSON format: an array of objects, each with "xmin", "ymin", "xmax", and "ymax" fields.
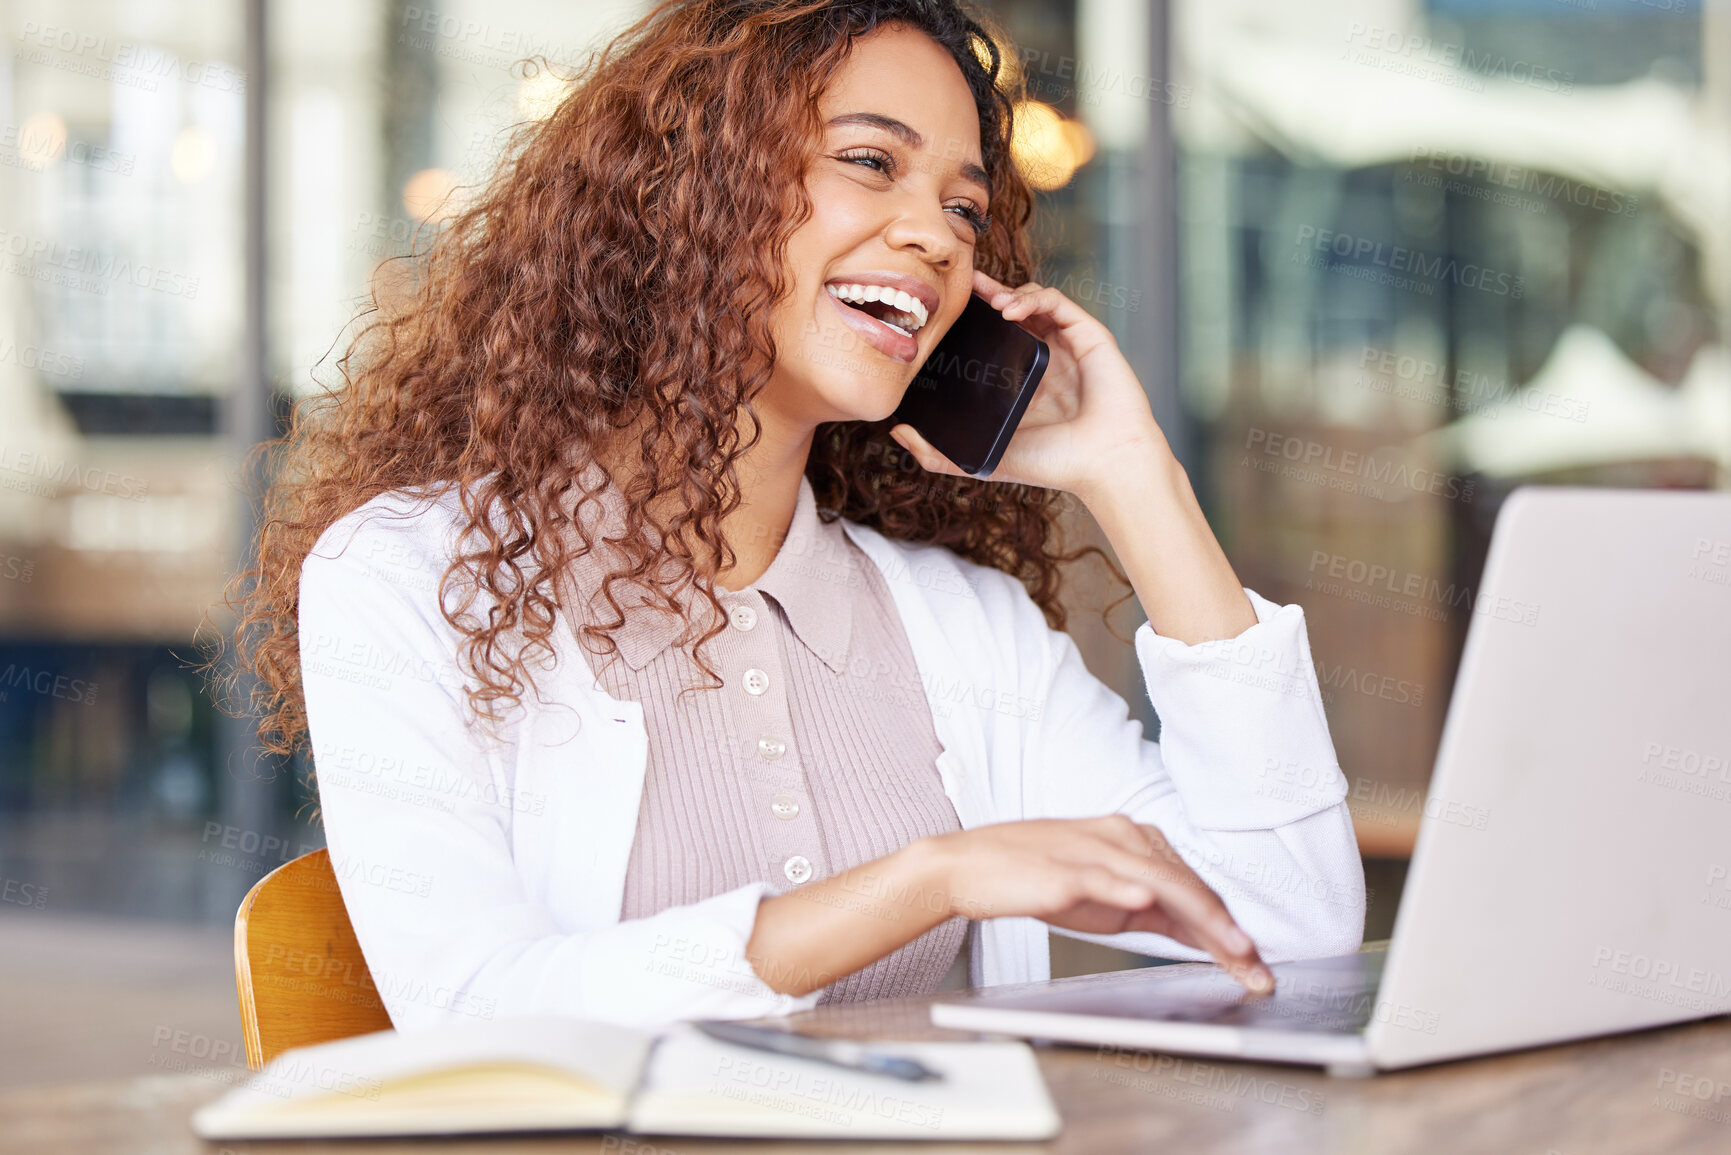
[
  {"xmin": 298, "ymin": 508, "xmax": 823, "ymax": 1032},
  {"xmin": 1024, "ymin": 588, "xmax": 1366, "ymax": 963}
]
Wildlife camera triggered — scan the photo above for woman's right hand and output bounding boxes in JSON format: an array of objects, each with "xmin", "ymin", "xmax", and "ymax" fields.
[{"xmin": 921, "ymin": 816, "xmax": 1275, "ymax": 994}]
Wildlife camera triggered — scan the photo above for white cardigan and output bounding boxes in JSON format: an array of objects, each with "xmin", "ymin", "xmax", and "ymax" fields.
[{"xmin": 298, "ymin": 487, "xmax": 1364, "ymax": 1032}]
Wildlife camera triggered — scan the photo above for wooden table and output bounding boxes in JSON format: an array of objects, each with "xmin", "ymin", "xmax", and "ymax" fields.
[{"xmin": 9, "ymin": 975, "xmax": 1731, "ymax": 1155}]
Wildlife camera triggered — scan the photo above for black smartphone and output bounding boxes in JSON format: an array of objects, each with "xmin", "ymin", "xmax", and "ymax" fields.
[{"xmin": 890, "ymin": 293, "xmax": 1049, "ymax": 478}]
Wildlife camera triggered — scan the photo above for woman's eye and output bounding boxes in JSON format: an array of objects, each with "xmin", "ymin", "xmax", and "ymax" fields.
[
  {"xmin": 947, "ymin": 202, "xmax": 992, "ymax": 237},
  {"xmin": 837, "ymin": 149, "xmax": 894, "ymax": 175},
  {"xmin": 834, "ymin": 147, "xmax": 990, "ymax": 238}
]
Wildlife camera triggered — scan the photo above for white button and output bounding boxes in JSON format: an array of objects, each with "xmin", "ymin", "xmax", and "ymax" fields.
[
  {"xmin": 741, "ymin": 667, "xmax": 770, "ymax": 695},
  {"xmin": 771, "ymin": 794, "xmax": 800, "ymax": 820},
  {"xmin": 783, "ymin": 855, "xmax": 813, "ymax": 884},
  {"xmin": 758, "ymin": 737, "xmax": 786, "ymax": 760},
  {"xmin": 730, "ymin": 604, "xmax": 757, "ymax": 631}
]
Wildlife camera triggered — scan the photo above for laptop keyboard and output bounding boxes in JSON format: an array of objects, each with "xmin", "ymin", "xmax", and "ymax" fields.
[{"xmin": 952, "ymin": 950, "xmax": 1388, "ymax": 1037}]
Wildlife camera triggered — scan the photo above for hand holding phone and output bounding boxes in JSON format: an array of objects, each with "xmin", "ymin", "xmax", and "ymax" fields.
[{"xmin": 888, "ymin": 293, "xmax": 1049, "ymax": 479}]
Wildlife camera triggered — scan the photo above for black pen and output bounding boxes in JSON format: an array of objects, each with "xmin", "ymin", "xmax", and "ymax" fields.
[{"xmin": 693, "ymin": 1020, "xmax": 945, "ymax": 1083}]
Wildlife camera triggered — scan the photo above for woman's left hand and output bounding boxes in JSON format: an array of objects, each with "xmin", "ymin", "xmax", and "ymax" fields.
[{"xmin": 889, "ymin": 269, "xmax": 1168, "ymax": 496}]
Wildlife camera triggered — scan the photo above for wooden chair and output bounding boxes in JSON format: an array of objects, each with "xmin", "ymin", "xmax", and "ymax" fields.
[{"xmin": 233, "ymin": 848, "xmax": 395, "ymax": 1070}]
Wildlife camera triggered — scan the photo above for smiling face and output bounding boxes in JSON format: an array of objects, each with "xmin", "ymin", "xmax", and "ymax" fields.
[{"xmin": 762, "ymin": 22, "xmax": 991, "ymax": 429}]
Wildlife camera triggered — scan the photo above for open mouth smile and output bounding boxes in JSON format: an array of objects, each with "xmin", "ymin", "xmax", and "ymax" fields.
[
  {"xmin": 821, "ymin": 274, "xmax": 940, "ymax": 365},
  {"xmin": 825, "ymin": 282, "xmax": 930, "ymax": 336}
]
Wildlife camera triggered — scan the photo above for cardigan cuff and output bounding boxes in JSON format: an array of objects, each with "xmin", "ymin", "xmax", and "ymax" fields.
[
  {"xmin": 1133, "ymin": 587, "xmax": 1348, "ymax": 831},
  {"xmin": 572, "ymin": 882, "xmax": 825, "ymax": 1028}
]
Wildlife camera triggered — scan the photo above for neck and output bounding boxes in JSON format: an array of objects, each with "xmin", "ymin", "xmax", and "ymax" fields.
[
  {"xmin": 714, "ymin": 420, "xmax": 815, "ymax": 591},
  {"xmin": 595, "ymin": 404, "xmax": 817, "ymax": 593}
]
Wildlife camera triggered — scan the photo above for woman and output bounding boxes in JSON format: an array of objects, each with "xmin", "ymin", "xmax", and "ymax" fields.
[{"xmin": 237, "ymin": 0, "xmax": 1364, "ymax": 1031}]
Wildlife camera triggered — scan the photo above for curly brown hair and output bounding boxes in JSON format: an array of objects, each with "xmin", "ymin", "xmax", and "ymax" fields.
[{"xmin": 227, "ymin": 0, "xmax": 1131, "ymax": 758}]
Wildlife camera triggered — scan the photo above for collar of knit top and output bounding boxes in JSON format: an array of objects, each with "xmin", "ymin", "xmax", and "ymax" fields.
[{"xmin": 560, "ymin": 463, "xmax": 857, "ymax": 674}]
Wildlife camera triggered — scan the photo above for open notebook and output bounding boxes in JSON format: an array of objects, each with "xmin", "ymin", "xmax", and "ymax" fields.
[{"xmin": 190, "ymin": 1016, "xmax": 1060, "ymax": 1141}]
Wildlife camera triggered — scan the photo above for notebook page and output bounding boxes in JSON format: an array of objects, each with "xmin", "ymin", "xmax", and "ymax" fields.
[
  {"xmin": 191, "ymin": 1017, "xmax": 653, "ymax": 1139},
  {"xmin": 627, "ymin": 1025, "xmax": 1061, "ymax": 1140}
]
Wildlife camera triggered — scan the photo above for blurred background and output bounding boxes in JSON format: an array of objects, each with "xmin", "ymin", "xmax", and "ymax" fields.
[{"xmin": 0, "ymin": 0, "xmax": 1724, "ymax": 1088}]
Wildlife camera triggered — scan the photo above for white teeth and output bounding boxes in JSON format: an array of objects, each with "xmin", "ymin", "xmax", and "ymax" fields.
[
  {"xmin": 824, "ymin": 281, "xmax": 930, "ymax": 332},
  {"xmin": 882, "ymin": 320, "xmax": 912, "ymax": 337}
]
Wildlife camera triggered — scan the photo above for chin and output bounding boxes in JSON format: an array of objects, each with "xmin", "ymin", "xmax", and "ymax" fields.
[
  {"xmin": 858, "ymin": 371, "xmax": 920, "ymax": 422},
  {"xmin": 801, "ymin": 359, "xmax": 914, "ymax": 424}
]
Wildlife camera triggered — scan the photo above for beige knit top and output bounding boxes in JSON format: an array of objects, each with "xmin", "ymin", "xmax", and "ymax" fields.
[{"xmin": 560, "ymin": 463, "xmax": 968, "ymax": 1003}]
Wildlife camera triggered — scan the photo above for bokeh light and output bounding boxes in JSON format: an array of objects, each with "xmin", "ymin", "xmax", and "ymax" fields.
[{"xmin": 1009, "ymin": 99, "xmax": 1095, "ymax": 190}]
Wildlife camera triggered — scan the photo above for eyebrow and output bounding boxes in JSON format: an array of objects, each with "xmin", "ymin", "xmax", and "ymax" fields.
[{"xmin": 826, "ymin": 111, "xmax": 993, "ymax": 198}]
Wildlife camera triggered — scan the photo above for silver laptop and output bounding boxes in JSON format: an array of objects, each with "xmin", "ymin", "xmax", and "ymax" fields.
[{"xmin": 931, "ymin": 487, "xmax": 1731, "ymax": 1074}]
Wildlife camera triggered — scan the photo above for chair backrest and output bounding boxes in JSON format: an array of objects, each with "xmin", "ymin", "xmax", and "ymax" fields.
[{"xmin": 233, "ymin": 848, "xmax": 395, "ymax": 1069}]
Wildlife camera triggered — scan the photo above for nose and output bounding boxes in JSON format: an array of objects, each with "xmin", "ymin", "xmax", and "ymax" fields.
[{"xmin": 882, "ymin": 194, "xmax": 962, "ymax": 271}]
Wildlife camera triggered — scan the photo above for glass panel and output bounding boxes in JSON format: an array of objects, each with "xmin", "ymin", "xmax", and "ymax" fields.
[
  {"xmin": 1171, "ymin": 0, "xmax": 1725, "ymax": 892},
  {"xmin": 0, "ymin": 2, "xmax": 246, "ymax": 925}
]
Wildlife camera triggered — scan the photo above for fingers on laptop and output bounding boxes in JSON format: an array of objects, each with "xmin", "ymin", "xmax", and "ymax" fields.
[{"xmin": 1123, "ymin": 821, "xmax": 1276, "ymax": 994}]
